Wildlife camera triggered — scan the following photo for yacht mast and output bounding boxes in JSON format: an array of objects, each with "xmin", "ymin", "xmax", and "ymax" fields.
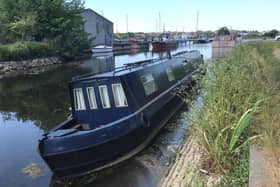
[
  {"xmin": 126, "ymin": 14, "xmax": 128, "ymax": 38},
  {"xmin": 196, "ymin": 10, "xmax": 199, "ymax": 32},
  {"xmin": 159, "ymin": 12, "xmax": 161, "ymax": 33},
  {"xmin": 156, "ymin": 18, "xmax": 158, "ymax": 33}
]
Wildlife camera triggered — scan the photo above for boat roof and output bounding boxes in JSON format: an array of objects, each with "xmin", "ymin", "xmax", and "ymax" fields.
[
  {"xmin": 72, "ymin": 58, "xmax": 165, "ymax": 82},
  {"xmin": 71, "ymin": 50, "xmax": 201, "ymax": 82}
]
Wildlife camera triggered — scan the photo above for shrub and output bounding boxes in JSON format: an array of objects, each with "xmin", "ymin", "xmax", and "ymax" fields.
[{"xmin": 0, "ymin": 41, "xmax": 55, "ymax": 61}]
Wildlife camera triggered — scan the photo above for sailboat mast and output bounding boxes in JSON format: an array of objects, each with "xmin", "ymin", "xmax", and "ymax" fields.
[
  {"xmin": 196, "ymin": 10, "xmax": 199, "ymax": 32},
  {"xmin": 156, "ymin": 18, "xmax": 158, "ymax": 33},
  {"xmin": 126, "ymin": 14, "xmax": 128, "ymax": 38},
  {"xmin": 159, "ymin": 12, "xmax": 161, "ymax": 33}
]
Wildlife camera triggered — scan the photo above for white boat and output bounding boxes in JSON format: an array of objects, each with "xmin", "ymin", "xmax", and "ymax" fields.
[{"xmin": 91, "ymin": 45, "xmax": 113, "ymax": 53}]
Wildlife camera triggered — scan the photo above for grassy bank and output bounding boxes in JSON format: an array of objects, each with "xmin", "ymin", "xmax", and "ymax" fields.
[{"xmin": 192, "ymin": 41, "xmax": 280, "ymax": 186}]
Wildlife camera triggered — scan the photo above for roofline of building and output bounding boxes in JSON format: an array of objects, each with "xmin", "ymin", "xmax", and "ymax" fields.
[{"xmin": 82, "ymin": 8, "xmax": 113, "ymax": 25}]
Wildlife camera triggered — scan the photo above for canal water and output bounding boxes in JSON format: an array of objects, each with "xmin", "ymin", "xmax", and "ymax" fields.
[{"xmin": 0, "ymin": 43, "xmax": 211, "ymax": 187}]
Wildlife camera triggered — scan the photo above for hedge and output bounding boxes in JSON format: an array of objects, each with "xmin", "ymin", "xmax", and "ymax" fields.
[{"xmin": 0, "ymin": 41, "xmax": 55, "ymax": 61}]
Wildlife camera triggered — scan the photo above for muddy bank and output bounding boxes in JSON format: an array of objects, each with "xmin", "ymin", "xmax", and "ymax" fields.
[{"xmin": 0, "ymin": 57, "xmax": 62, "ymax": 79}]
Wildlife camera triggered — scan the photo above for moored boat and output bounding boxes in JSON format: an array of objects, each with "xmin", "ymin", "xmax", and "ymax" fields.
[
  {"xmin": 152, "ymin": 40, "xmax": 178, "ymax": 52},
  {"xmin": 38, "ymin": 50, "xmax": 204, "ymax": 178},
  {"xmin": 192, "ymin": 39, "xmax": 211, "ymax": 44},
  {"xmin": 152, "ymin": 32, "xmax": 178, "ymax": 52},
  {"xmin": 91, "ymin": 45, "xmax": 113, "ymax": 53}
]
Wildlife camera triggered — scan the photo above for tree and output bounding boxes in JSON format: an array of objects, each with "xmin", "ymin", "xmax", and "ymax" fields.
[
  {"xmin": 217, "ymin": 27, "xmax": 230, "ymax": 36},
  {"xmin": 49, "ymin": 0, "xmax": 90, "ymax": 59},
  {"xmin": 0, "ymin": 0, "xmax": 90, "ymax": 60},
  {"xmin": 263, "ymin": 29, "xmax": 279, "ymax": 38},
  {"xmin": 8, "ymin": 15, "xmax": 36, "ymax": 40}
]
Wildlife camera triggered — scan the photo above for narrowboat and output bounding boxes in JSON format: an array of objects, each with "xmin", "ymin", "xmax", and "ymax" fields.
[{"xmin": 38, "ymin": 50, "xmax": 204, "ymax": 178}]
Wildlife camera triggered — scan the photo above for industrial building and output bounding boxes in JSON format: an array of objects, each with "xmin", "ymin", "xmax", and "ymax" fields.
[{"xmin": 81, "ymin": 9, "xmax": 114, "ymax": 47}]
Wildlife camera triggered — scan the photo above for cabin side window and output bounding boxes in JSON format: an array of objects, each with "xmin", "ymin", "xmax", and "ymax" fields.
[
  {"xmin": 140, "ymin": 74, "xmax": 158, "ymax": 95},
  {"xmin": 99, "ymin": 85, "xmax": 111, "ymax": 109},
  {"xmin": 73, "ymin": 88, "xmax": 86, "ymax": 111},
  {"xmin": 86, "ymin": 87, "xmax": 97, "ymax": 109},
  {"xmin": 166, "ymin": 67, "xmax": 175, "ymax": 82},
  {"xmin": 112, "ymin": 84, "xmax": 128, "ymax": 107}
]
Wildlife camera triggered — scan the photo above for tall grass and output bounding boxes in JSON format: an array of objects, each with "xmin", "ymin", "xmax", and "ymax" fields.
[{"xmin": 192, "ymin": 41, "xmax": 280, "ymax": 176}]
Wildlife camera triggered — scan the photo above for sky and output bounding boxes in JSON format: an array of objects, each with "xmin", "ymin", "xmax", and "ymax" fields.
[{"xmin": 84, "ymin": 0, "xmax": 280, "ymax": 33}]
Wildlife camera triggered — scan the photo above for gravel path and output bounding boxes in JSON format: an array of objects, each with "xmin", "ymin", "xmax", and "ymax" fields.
[
  {"xmin": 249, "ymin": 146, "xmax": 280, "ymax": 187},
  {"xmin": 273, "ymin": 48, "xmax": 280, "ymax": 59}
]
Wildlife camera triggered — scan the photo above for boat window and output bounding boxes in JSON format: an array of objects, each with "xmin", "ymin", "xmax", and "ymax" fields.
[
  {"xmin": 140, "ymin": 74, "xmax": 158, "ymax": 95},
  {"xmin": 86, "ymin": 87, "xmax": 97, "ymax": 109},
  {"xmin": 166, "ymin": 67, "xmax": 175, "ymax": 82},
  {"xmin": 112, "ymin": 84, "xmax": 128, "ymax": 107},
  {"xmin": 73, "ymin": 88, "xmax": 86, "ymax": 111},
  {"xmin": 99, "ymin": 85, "xmax": 111, "ymax": 109}
]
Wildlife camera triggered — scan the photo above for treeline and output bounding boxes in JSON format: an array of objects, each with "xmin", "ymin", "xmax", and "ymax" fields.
[
  {"xmin": 263, "ymin": 29, "xmax": 279, "ymax": 38},
  {"xmin": 115, "ymin": 32, "xmax": 139, "ymax": 39},
  {"xmin": 0, "ymin": 0, "xmax": 90, "ymax": 61}
]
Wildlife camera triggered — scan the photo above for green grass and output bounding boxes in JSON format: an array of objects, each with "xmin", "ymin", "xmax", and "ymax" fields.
[
  {"xmin": 190, "ymin": 41, "xmax": 280, "ymax": 185},
  {"xmin": 221, "ymin": 144, "xmax": 249, "ymax": 187}
]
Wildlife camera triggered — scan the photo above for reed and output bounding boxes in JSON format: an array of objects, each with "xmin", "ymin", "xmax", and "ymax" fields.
[{"xmin": 190, "ymin": 41, "xmax": 280, "ymax": 183}]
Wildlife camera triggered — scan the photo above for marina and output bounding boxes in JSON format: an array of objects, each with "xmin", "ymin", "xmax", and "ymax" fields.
[{"xmin": 0, "ymin": 0, "xmax": 279, "ymax": 186}]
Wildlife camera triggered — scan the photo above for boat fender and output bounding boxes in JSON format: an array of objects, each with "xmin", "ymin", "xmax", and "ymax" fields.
[{"xmin": 140, "ymin": 112, "xmax": 150, "ymax": 127}]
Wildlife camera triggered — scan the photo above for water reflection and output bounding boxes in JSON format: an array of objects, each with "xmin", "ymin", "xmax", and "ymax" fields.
[
  {"xmin": 80, "ymin": 55, "xmax": 115, "ymax": 74},
  {"xmin": 50, "ymin": 159, "xmax": 156, "ymax": 187},
  {"xmin": 115, "ymin": 43, "xmax": 212, "ymax": 67},
  {"xmin": 0, "ymin": 65, "xmax": 90, "ymax": 130},
  {"xmin": 0, "ymin": 56, "xmax": 116, "ymax": 187},
  {"xmin": 152, "ymin": 50, "xmax": 172, "ymax": 60}
]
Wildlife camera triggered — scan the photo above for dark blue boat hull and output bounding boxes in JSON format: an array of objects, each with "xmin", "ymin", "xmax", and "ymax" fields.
[{"xmin": 39, "ymin": 94, "xmax": 183, "ymax": 178}]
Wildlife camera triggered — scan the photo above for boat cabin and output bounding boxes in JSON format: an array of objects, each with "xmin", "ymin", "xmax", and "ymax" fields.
[{"xmin": 68, "ymin": 50, "xmax": 203, "ymax": 130}]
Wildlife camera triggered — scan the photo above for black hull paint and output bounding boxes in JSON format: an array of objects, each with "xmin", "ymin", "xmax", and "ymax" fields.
[{"xmin": 40, "ymin": 96, "xmax": 183, "ymax": 178}]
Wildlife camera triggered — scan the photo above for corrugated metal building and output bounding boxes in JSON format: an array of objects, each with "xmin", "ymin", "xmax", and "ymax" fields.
[{"xmin": 81, "ymin": 9, "xmax": 113, "ymax": 47}]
